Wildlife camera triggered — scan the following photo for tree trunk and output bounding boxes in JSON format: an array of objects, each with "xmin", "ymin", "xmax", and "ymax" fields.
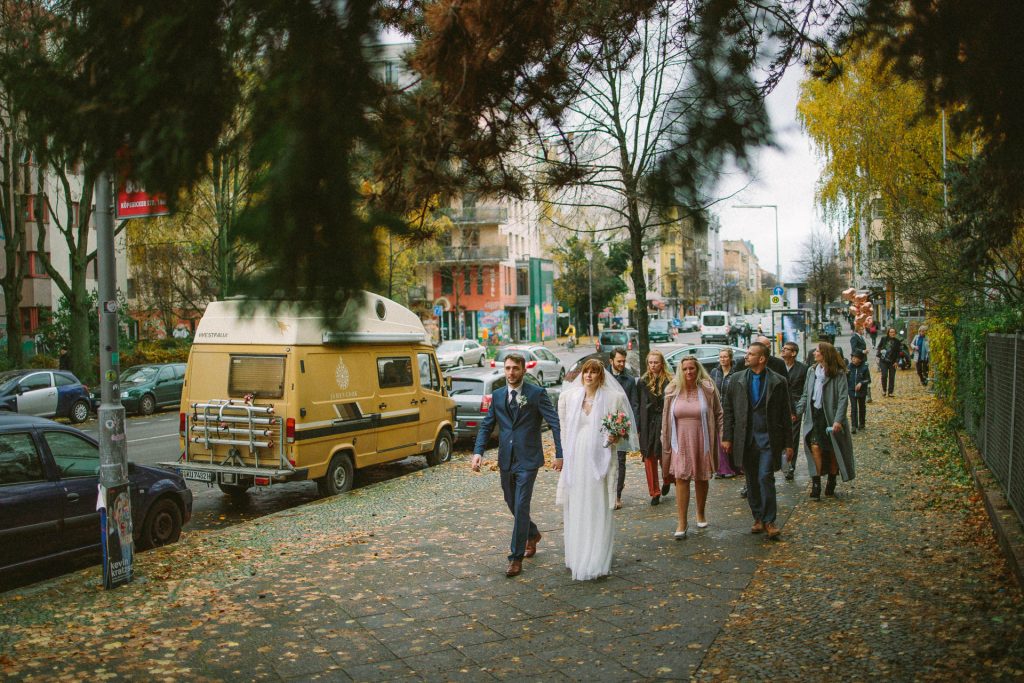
[
  {"xmin": 68, "ymin": 283, "xmax": 92, "ymax": 382},
  {"xmin": 627, "ymin": 206, "xmax": 650, "ymax": 369}
]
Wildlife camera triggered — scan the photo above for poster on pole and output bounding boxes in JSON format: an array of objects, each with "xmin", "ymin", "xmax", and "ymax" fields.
[
  {"xmin": 115, "ymin": 185, "xmax": 169, "ymax": 220},
  {"xmin": 98, "ymin": 482, "xmax": 134, "ymax": 588}
]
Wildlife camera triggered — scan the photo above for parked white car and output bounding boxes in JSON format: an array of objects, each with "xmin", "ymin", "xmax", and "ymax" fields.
[
  {"xmin": 492, "ymin": 345, "xmax": 565, "ymax": 386},
  {"xmin": 435, "ymin": 339, "xmax": 487, "ymax": 368}
]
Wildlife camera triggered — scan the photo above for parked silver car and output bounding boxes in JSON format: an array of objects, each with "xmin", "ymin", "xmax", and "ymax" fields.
[
  {"xmin": 447, "ymin": 367, "xmax": 560, "ymax": 442},
  {"xmin": 435, "ymin": 339, "xmax": 487, "ymax": 369},
  {"xmin": 664, "ymin": 344, "xmax": 748, "ymax": 373},
  {"xmin": 492, "ymin": 345, "xmax": 565, "ymax": 386}
]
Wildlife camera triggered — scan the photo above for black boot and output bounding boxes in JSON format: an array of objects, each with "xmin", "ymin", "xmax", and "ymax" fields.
[
  {"xmin": 810, "ymin": 476, "xmax": 821, "ymax": 501},
  {"xmin": 825, "ymin": 474, "xmax": 837, "ymax": 497}
]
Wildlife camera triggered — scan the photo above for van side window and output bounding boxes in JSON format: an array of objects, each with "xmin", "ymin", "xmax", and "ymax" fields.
[
  {"xmin": 229, "ymin": 355, "xmax": 286, "ymax": 399},
  {"xmin": 377, "ymin": 357, "xmax": 413, "ymax": 389},
  {"xmin": 417, "ymin": 353, "xmax": 441, "ymax": 392}
]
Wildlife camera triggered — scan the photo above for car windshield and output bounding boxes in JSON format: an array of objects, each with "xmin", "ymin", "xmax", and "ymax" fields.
[
  {"xmin": 703, "ymin": 315, "xmax": 726, "ymax": 326},
  {"xmin": 684, "ymin": 317, "xmax": 698, "ymax": 323},
  {"xmin": 120, "ymin": 366, "xmax": 159, "ymax": 384},
  {"xmin": 601, "ymin": 332, "xmax": 627, "ymax": 344},
  {"xmin": 650, "ymin": 320, "xmax": 669, "ymax": 331},
  {"xmin": 449, "ymin": 378, "xmax": 484, "ymax": 395},
  {"xmin": 437, "ymin": 341, "xmax": 462, "ymax": 353}
]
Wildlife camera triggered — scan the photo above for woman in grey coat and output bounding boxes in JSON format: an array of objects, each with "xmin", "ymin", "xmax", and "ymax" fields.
[{"xmin": 795, "ymin": 341, "xmax": 856, "ymax": 500}]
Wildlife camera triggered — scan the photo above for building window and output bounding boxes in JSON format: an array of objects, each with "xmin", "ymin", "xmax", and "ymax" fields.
[
  {"xmin": 647, "ymin": 268, "xmax": 656, "ymax": 290},
  {"xmin": 516, "ymin": 267, "xmax": 529, "ymax": 297},
  {"xmin": 27, "ymin": 252, "xmax": 49, "ymax": 278},
  {"xmin": 384, "ymin": 62, "xmax": 396, "ymax": 85},
  {"xmin": 126, "ymin": 277, "xmax": 137, "ymax": 300},
  {"xmin": 476, "ymin": 267, "xmax": 484, "ymax": 294},
  {"xmin": 19, "ymin": 307, "xmax": 41, "ymax": 334},
  {"xmin": 440, "ymin": 268, "xmax": 454, "ymax": 295},
  {"xmin": 670, "ymin": 255, "xmax": 677, "ymax": 272},
  {"xmin": 670, "ymin": 280, "xmax": 678, "ymax": 297},
  {"xmin": 463, "ymin": 268, "xmax": 471, "ymax": 295}
]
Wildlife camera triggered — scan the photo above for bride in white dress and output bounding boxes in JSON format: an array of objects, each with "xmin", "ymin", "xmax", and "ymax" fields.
[{"xmin": 556, "ymin": 358, "xmax": 639, "ymax": 581}]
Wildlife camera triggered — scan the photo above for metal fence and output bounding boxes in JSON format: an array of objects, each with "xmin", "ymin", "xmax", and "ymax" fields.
[{"xmin": 982, "ymin": 333, "xmax": 1024, "ymax": 525}]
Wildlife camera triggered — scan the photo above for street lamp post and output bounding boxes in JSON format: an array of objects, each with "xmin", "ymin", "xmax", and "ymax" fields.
[{"xmin": 734, "ymin": 204, "xmax": 781, "ymax": 285}]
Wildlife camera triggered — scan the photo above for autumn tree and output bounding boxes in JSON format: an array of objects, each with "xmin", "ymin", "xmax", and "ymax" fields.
[{"xmin": 551, "ymin": 235, "xmax": 628, "ymax": 336}]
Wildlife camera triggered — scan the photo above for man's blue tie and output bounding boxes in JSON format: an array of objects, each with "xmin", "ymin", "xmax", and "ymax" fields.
[{"xmin": 509, "ymin": 389, "xmax": 519, "ymax": 420}]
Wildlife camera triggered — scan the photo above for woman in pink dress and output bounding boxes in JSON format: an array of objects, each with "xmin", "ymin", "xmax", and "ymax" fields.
[{"xmin": 660, "ymin": 356, "xmax": 723, "ymax": 538}]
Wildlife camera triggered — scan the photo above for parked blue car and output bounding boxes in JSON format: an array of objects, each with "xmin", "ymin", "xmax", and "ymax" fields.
[
  {"xmin": 0, "ymin": 369, "xmax": 92, "ymax": 423},
  {"xmin": 0, "ymin": 414, "xmax": 193, "ymax": 580}
]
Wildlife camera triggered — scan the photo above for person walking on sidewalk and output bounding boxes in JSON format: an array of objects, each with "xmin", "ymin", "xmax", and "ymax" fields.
[
  {"xmin": 607, "ymin": 348, "xmax": 640, "ymax": 510},
  {"xmin": 722, "ymin": 342, "xmax": 794, "ymax": 540},
  {"xmin": 660, "ymin": 356, "xmax": 723, "ymax": 539},
  {"xmin": 556, "ymin": 359, "xmax": 637, "ymax": 581},
  {"xmin": 780, "ymin": 341, "xmax": 808, "ymax": 482},
  {"xmin": 796, "ymin": 342, "xmax": 856, "ymax": 500},
  {"xmin": 850, "ymin": 326, "xmax": 867, "ymax": 359},
  {"xmin": 472, "ymin": 354, "xmax": 563, "ymax": 578},
  {"xmin": 868, "ymin": 321, "xmax": 879, "ymax": 348},
  {"xmin": 847, "ymin": 350, "xmax": 870, "ymax": 433},
  {"xmin": 911, "ymin": 326, "xmax": 931, "ymax": 387},
  {"xmin": 876, "ymin": 328, "xmax": 904, "ymax": 397},
  {"xmin": 638, "ymin": 350, "xmax": 673, "ymax": 506},
  {"xmin": 710, "ymin": 349, "xmax": 743, "ymax": 478}
]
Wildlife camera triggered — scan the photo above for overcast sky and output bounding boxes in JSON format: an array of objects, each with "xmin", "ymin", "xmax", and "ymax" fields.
[{"xmin": 715, "ymin": 66, "xmax": 826, "ymax": 284}]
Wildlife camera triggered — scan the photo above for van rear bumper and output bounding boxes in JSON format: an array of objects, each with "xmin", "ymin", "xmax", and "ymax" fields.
[{"xmin": 158, "ymin": 461, "xmax": 309, "ymax": 485}]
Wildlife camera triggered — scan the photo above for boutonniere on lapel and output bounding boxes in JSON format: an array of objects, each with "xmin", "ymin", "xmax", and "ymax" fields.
[{"xmin": 516, "ymin": 393, "xmax": 529, "ymax": 408}]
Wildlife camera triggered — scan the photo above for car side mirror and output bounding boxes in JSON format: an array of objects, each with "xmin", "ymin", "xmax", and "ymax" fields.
[{"xmin": 444, "ymin": 375, "xmax": 452, "ymax": 393}]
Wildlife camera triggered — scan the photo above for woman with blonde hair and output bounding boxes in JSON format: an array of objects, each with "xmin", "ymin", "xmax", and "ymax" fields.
[
  {"xmin": 638, "ymin": 350, "xmax": 674, "ymax": 506},
  {"xmin": 796, "ymin": 342, "xmax": 856, "ymax": 500},
  {"xmin": 660, "ymin": 356, "xmax": 723, "ymax": 538}
]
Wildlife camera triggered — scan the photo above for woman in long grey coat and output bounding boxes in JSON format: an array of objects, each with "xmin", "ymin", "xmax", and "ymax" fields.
[{"xmin": 795, "ymin": 341, "xmax": 855, "ymax": 500}]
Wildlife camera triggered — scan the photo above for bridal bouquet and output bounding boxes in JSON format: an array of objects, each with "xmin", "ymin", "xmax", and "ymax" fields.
[{"xmin": 601, "ymin": 411, "xmax": 631, "ymax": 448}]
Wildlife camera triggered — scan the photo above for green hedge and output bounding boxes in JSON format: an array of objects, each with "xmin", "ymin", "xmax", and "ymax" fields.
[{"xmin": 941, "ymin": 304, "xmax": 1023, "ymax": 436}]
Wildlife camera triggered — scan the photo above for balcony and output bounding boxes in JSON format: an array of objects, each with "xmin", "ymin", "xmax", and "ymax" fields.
[
  {"xmin": 436, "ymin": 245, "xmax": 509, "ymax": 264},
  {"xmin": 408, "ymin": 285, "xmax": 428, "ymax": 301},
  {"xmin": 438, "ymin": 207, "xmax": 509, "ymax": 224}
]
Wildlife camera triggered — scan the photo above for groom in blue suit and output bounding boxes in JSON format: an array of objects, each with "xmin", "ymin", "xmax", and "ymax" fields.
[{"xmin": 472, "ymin": 354, "xmax": 563, "ymax": 577}]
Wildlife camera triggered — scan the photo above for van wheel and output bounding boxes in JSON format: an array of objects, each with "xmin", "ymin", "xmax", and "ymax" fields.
[
  {"xmin": 426, "ymin": 429, "xmax": 453, "ymax": 466},
  {"xmin": 138, "ymin": 497, "xmax": 182, "ymax": 550},
  {"xmin": 317, "ymin": 452, "xmax": 354, "ymax": 496},
  {"xmin": 139, "ymin": 393, "xmax": 156, "ymax": 416},
  {"xmin": 69, "ymin": 400, "xmax": 90, "ymax": 424}
]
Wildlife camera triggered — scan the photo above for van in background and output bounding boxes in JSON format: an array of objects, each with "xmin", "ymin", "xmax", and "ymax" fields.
[{"xmin": 700, "ymin": 310, "xmax": 732, "ymax": 344}]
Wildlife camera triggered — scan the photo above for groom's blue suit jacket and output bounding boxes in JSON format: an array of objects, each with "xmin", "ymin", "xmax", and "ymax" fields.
[{"xmin": 474, "ymin": 382, "xmax": 562, "ymax": 471}]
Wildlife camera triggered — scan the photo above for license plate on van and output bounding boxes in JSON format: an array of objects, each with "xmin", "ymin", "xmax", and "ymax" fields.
[{"xmin": 180, "ymin": 468, "xmax": 214, "ymax": 483}]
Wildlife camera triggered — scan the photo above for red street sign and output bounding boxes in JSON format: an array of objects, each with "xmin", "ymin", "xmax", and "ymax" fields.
[{"xmin": 115, "ymin": 187, "xmax": 169, "ymax": 219}]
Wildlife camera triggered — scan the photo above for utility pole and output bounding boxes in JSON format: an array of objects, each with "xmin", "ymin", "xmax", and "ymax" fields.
[{"xmin": 96, "ymin": 171, "xmax": 131, "ymax": 588}]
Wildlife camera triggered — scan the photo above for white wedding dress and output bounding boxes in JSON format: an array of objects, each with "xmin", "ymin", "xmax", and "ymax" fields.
[{"xmin": 557, "ymin": 385, "xmax": 634, "ymax": 581}]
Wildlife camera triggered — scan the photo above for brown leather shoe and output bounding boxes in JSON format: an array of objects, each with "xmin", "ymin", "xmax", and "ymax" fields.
[
  {"xmin": 765, "ymin": 522, "xmax": 781, "ymax": 539},
  {"xmin": 505, "ymin": 559, "xmax": 523, "ymax": 577},
  {"xmin": 524, "ymin": 532, "xmax": 542, "ymax": 558},
  {"xmin": 751, "ymin": 520, "xmax": 765, "ymax": 534}
]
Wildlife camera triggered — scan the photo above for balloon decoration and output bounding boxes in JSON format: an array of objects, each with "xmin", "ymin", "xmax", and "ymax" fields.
[{"xmin": 842, "ymin": 288, "xmax": 874, "ymax": 331}]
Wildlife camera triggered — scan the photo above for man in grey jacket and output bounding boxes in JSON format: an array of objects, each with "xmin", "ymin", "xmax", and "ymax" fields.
[
  {"xmin": 608, "ymin": 347, "xmax": 640, "ymax": 510},
  {"xmin": 722, "ymin": 342, "xmax": 794, "ymax": 540}
]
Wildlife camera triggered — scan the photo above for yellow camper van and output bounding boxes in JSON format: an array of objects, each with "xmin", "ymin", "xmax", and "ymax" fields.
[{"xmin": 163, "ymin": 293, "xmax": 456, "ymax": 497}]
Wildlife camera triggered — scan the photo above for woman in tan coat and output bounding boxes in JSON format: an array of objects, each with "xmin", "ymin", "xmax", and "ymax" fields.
[{"xmin": 661, "ymin": 356, "xmax": 724, "ymax": 538}]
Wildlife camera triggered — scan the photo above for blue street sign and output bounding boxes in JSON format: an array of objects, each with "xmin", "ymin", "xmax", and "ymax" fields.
[
  {"xmin": 433, "ymin": 305, "xmax": 444, "ymax": 317},
  {"xmin": 772, "ymin": 286, "xmax": 785, "ymax": 296}
]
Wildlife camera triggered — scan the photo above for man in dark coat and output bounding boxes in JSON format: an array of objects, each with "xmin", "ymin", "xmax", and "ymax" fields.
[
  {"xmin": 779, "ymin": 341, "xmax": 808, "ymax": 481},
  {"xmin": 757, "ymin": 335, "xmax": 788, "ymax": 375},
  {"xmin": 850, "ymin": 326, "xmax": 867, "ymax": 359},
  {"xmin": 608, "ymin": 347, "xmax": 640, "ymax": 509},
  {"xmin": 723, "ymin": 342, "xmax": 794, "ymax": 540}
]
